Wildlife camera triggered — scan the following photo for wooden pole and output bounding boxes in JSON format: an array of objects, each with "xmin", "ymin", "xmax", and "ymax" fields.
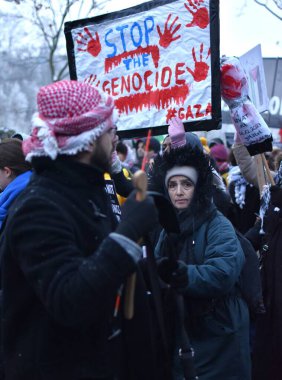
[
  {"xmin": 255, "ymin": 154, "xmax": 266, "ymax": 197},
  {"xmin": 261, "ymin": 154, "xmax": 275, "ymax": 186},
  {"xmin": 123, "ymin": 170, "xmax": 147, "ymax": 320}
]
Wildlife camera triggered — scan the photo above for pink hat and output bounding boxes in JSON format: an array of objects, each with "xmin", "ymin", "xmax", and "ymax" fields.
[
  {"xmin": 210, "ymin": 144, "xmax": 229, "ymax": 162},
  {"xmin": 23, "ymin": 80, "xmax": 115, "ymax": 161}
]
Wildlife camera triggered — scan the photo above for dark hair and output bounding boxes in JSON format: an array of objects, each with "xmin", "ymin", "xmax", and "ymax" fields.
[
  {"xmin": 0, "ymin": 138, "xmax": 31, "ymax": 175},
  {"xmin": 148, "ymin": 137, "xmax": 161, "ymax": 153},
  {"xmin": 11, "ymin": 133, "xmax": 24, "ymax": 141},
  {"xmin": 116, "ymin": 141, "xmax": 128, "ymax": 156}
]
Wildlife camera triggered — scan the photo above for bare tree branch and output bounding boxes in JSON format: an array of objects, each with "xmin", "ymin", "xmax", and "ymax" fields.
[
  {"xmin": 56, "ymin": 60, "xmax": 69, "ymax": 81},
  {"xmin": 3, "ymin": 0, "xmax": 97, "ymax": 82},
  {"xmin": 254, "ymin": 0, "xmax": 282, "ymax": 20}
]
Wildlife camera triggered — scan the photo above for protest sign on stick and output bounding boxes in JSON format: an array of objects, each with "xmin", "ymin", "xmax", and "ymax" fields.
[
  {"xmin": 220, "ymin": 56, "xmax": 273, "ymax": 156},
  {"xmin": 64, "ymin": 0, "xmax": 221, "ymax": 138}
]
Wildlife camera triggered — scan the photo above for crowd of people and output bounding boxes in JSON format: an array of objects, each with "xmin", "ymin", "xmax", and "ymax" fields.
[{"xmin": 0, "ymin": 79, "xmax": 281, "ymax": 380}]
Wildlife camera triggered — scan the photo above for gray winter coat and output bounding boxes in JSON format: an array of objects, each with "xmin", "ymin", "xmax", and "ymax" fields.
[{"xmin": 155, "ymin": 207, "xmax": 251, "ymax": 379}]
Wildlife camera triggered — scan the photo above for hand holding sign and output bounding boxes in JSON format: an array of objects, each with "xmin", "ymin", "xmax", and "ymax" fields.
[
  {"xmin": 168, "ymin": 117, "xmax": 186, "ymax": 148},
  {"xmin": 220, "ymin": 56, "xmax": 272, "ymax": 156}
]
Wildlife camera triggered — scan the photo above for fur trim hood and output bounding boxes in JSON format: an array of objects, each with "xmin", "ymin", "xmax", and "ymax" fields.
[{"xmin": 149, "ymin": 145, "xmax": 213, "ymax": 214}]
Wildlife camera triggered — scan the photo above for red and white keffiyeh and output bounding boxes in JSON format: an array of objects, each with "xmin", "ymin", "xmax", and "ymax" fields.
[{"xmin": 23, "ymin": 80, "xmax": 115, "ymax": 161}]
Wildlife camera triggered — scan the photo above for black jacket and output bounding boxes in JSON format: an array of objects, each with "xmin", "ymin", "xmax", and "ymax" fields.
[
  {"xmin": 252, "ymin": 198, "xmax": 282, "ymax": 380},
  {"xmin": 0, "ymin": 158, "xmax": 153, "ymax": 380}
]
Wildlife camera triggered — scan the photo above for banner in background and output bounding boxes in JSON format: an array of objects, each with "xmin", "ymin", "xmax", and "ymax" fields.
[{"xmin": 65, "ymin": 0, "xmax": 221, "ymax": 138}]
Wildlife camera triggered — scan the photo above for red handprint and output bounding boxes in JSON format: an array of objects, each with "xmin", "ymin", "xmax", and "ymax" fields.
[
  {"xmin": 76, "ymin": 27, "xmax": 101, "ymax": 57},
  {"xmin": 187, "ymin": 44, "xmax": 210, "ymax": 82},
  {"xmin": 84, "ymin": 74, "xmax": 100, "ymax": 87},
  {"xmin": 184, "ymin": 0, "xmax": 209, "ymax": 29},
  {"xmin": 157, "ymin": 14, "xmax": 181, "ymax": 49}
]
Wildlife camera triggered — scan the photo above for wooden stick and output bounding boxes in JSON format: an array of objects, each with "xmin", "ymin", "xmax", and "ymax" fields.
[
  {"xmin": 261, "ymin": 154, "xmax": 275, "ymax": 186},
  {"xmin": 255, "ymin": 154, "xmax": 266, "ymax": 197},
  {"xmin": 141, "ymin": 129, "xmax": 152, "ymax": 171},
  {"xmin": 124, "ymin": 170, "xmax": 147, "ymax": 320}
]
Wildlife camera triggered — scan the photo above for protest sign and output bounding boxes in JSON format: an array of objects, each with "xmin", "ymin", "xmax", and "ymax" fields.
[
  {"xmin": 220, "ymin": 56, "xmax": 272, "ymax": 155},
  {"xmin": 240, "ymin": 44, "xmax": 269, "ymax": 113},
  {"xmin": 65, "ymin": 0, "xmax": 221, "ymax": 138}
]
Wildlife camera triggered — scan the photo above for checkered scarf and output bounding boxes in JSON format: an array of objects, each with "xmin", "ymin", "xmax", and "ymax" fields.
[
  {"xmin": 23, "ymin": 80, "xmax": 115, "ymax": 161},
  {"xmin": 228, "ymin": 166, "xmax": 249, "ymax": 209},
  {"xmin": 258, "ymin": 161, "xmax": 282, "ymax": 233},
  {"xmin": 274, "ymin": 160, "xmax": 282, "ymax": 187},
  {"xmin": 259, "ymin": 184, "xmax": 271, "ymax": 234}
]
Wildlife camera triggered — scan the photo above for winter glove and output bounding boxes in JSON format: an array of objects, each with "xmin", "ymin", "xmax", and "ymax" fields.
[
  {"xmin": 115, "ymin": 190, "xmax": 158, "ymax": 242},
  {"xmin": 170, "ymin": 260, "xmax": 189, "ymax": 293},
  {"xmin": 157, "ymin": 257, "xmax": 177, "ymax": 284},
  {"xmin": 168, "ymin": 117, "xmax": 186, "ymax": 148},
  {"xmin": 157, "ymin": 258, "xmax": 188, "ymax": 293},
  {"xmin": 270, "ymin": 185, "xmax": 282, "ymax": 209}
]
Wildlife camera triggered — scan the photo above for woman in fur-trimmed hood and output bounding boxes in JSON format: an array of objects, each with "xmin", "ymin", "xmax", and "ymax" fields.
[
  {"xmin": 151, "ymin": 144, "xmax": 251, "ymax": 380},
  {"xmin": 150, "ymin": 144, "xmax": 213, "ymax": 216}
]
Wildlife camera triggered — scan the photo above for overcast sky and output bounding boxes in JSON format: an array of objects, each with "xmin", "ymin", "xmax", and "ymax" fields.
[{"xmin": 94, "ymin": 0, "xmax": 282, "ymax": 58}]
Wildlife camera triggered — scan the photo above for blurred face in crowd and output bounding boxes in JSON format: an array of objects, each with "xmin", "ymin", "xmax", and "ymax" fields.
[
  {"xmin": 162, "ymin": 136, "xmax": 171, "ymax": 154},
  {"xmin": 0, "ymin": 167, "xmax": 14, "ymax": 191},
  {"xmin": 136, "ymin": 141, "xmax": 145, "ymax": 158},
  {"xmin": 167, "ymin": 175, "xmax": 195, "ymax": 210}
]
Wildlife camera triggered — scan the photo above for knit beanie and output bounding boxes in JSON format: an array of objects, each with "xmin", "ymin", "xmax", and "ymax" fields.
[
  {"xmin": 210, "ymin": 144, "xmax": 229, "ymax": 162},
  {"xmin": 165, "ymin": 166, "xmax": 198, "ymax": 187},
  {"xmin": 23, "ymin": 80, "xmax": 115, "ymax": 161}
]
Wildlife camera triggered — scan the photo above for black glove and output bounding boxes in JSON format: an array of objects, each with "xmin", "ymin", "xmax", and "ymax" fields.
[
  {"xmin": 115, "ymin": 190, "xmax": 158, "ymax": 242},
  {"xmin": 270, "ymin": 185, "xmax": 282, "ymax": 209},
  {"xmin": 170, "ymin": 260, "xmax": 189, "ymax": 292},
  {"xmin": 157, "ymin": 258, "xmax": 188, "ymax": 292},
  {"xmin": 157, "ymin": 257, "xmax": 178, "ymax": 284}
]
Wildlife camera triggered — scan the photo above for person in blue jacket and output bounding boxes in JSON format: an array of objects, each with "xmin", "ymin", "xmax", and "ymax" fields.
[
  {"xmin": 0, "ymin": 138, "xmax": 32, "ymax": 230},
  {"xmin": 151, "ymin": 144, "xmax": 251, "ymax": 380}
]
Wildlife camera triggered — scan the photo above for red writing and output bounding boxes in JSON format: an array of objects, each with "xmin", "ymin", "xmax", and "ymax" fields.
[
  {"xmin": 166, "ymin": 102, "xmax": 212, "ymax": 123},
  {"xmin": 102, "ymin": 63, "xmax": 187, "ymax": 97},
  {"xmin": 105, "ymin": 46, "xmax": 160, "ymax": 73}
]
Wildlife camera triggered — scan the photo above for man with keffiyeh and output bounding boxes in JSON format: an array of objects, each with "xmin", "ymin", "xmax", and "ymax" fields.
[{"xmin": 0, "ymin": 80, "xmax": 159, "ymax": 380}]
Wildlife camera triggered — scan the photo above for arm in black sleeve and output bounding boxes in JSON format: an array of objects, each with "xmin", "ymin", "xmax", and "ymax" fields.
[{"xmin": 8, "ymin": 197, "xmax": 137, "ymax": 328}]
